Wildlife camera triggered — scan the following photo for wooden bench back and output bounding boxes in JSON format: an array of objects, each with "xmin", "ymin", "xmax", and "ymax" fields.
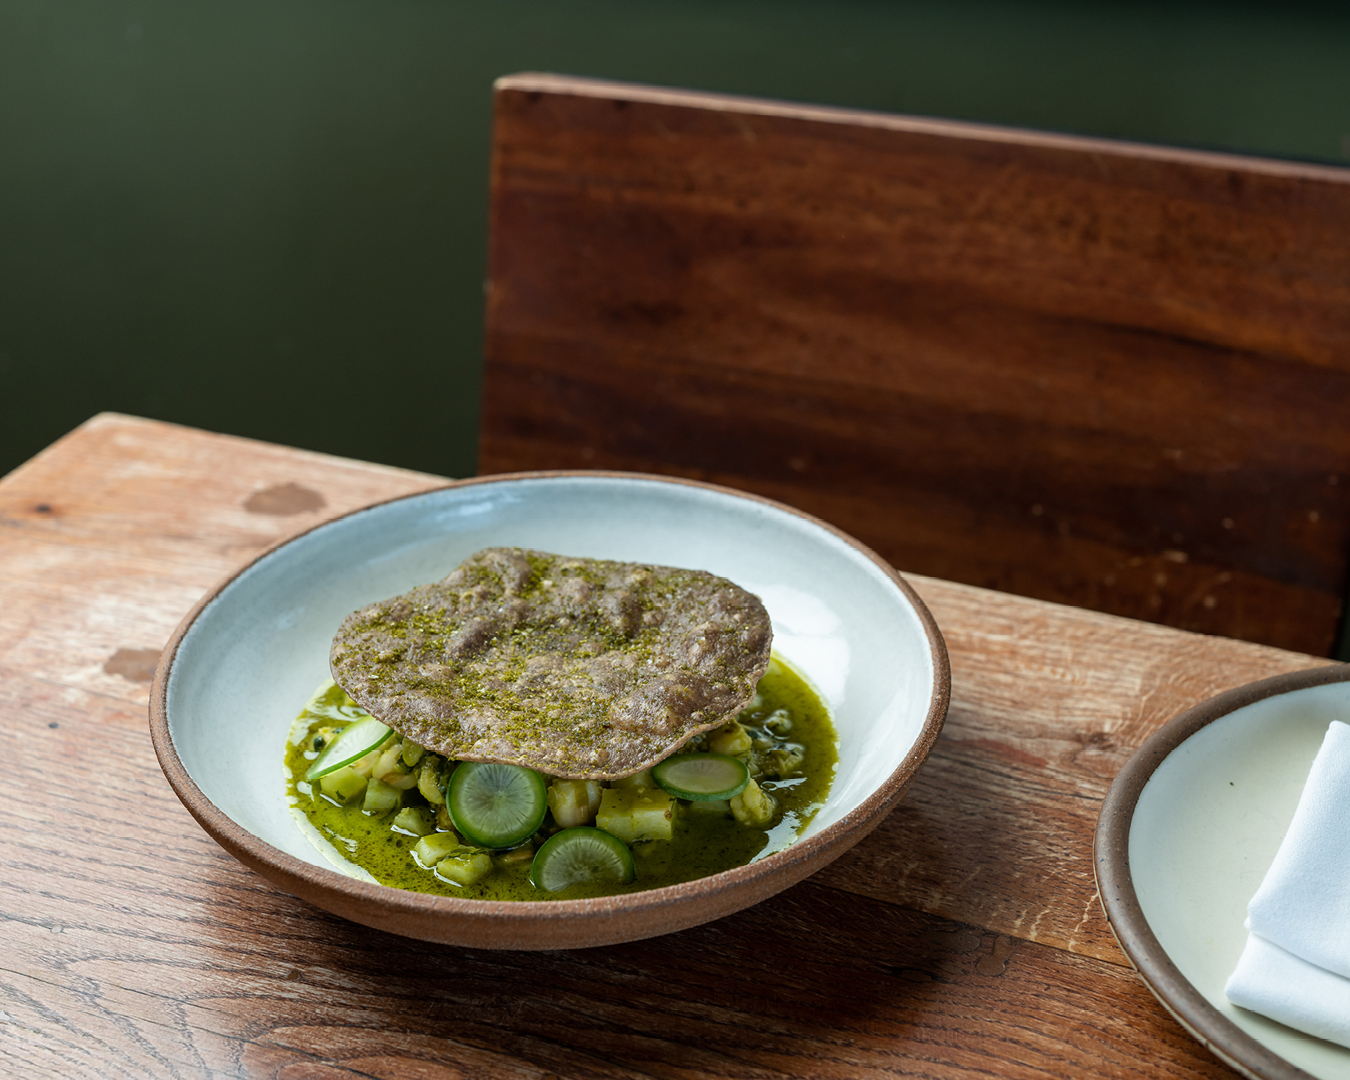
[{"xmin": 480, "ymin": 73, "xmax": 1350, "ymax": 656}]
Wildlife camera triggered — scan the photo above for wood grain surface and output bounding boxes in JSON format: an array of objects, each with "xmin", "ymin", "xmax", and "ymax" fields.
[
  {"xmin": 480, "ymin": 73, "xmax": 1350, "ymax": 657},
  {"xmin": 0, "ymin": 414, "xmax": 1331, "ymax": 1079}
]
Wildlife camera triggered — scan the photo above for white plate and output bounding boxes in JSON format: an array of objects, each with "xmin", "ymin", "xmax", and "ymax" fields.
[{"xmin": 1096, "ymin": 665, "xmax": 1350, "ymax": 1080}]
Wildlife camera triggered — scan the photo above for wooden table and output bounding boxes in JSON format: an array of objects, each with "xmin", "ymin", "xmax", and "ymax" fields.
[{"xmin": 0, "ymin": 413, "xmax": 1331, "ymax": 1080}]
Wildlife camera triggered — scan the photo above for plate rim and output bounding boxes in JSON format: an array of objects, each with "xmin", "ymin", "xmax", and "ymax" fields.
[
  {"xmin": 149, "ymin": 468, "xmax": 952, "ymax": 947},
  {"xmin": 1095, "ymin": 661, "xmax": 1350, "ymax": 1080}
]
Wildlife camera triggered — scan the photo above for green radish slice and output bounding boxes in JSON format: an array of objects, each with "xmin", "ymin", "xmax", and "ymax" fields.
[
  {"xmin": 651, "ymin": 752, "xmax": 750, "ymax": 801},
  {"xmin": 305, "ymin": 717, "xmax": 393, "ymax": 781},
  {"xmin": 530, "ymin": 827, "xmax": 635, "ymax": 893},
  {"xmin": 448, "ymin": 762, "xmax": 547, "ymax": 848}
]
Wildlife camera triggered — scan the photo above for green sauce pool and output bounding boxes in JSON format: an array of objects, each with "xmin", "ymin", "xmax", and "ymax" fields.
[{"xmin": 285, "ymin": 655, "xmax": 837, "ymax": 901}]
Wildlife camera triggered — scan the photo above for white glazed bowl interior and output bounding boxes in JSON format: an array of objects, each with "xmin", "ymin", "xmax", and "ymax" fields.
[{"xmin": 166, "ymin": 475, "xmax": 940, "ymax": 885}]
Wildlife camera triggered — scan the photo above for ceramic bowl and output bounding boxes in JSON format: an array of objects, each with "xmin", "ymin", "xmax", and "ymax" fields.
[
  {"xmin": 1096, "ymin": 664, "xmax": 1350, "ymax": 1080},
  {"xmin": 151, "ymin": 471, "xmax": 949, "ymax": 950}
]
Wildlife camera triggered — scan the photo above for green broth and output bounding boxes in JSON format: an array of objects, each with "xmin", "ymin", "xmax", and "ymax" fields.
[{"xmin": 284, "ymin": 655, "xmax": 837, "ymax": 900}]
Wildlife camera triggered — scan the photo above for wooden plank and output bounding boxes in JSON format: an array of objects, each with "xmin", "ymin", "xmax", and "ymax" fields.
[
  {"xmin": 0, "ymin": 666, "xmax": 1230, "ymax": 1080},
  {"xmin": 0, "ymin": 413, "xmax": 442, "ymax": 565},
  {"xmin": 1, "ymin": 415, "xmax": 1325, "ymax": 966},
  {"xmin": 481, "ymin": 73, "xmax": 1350, "ymax": 656},
  {"xmin": 3, "ymin": 414, "xmax": 1324, "ymax": 1077},
  {"xmin": 0, "ymin": 414, "xmax": 443, "ymax": 706},
  {"xmin": 820, "ymin": 575, "xmax": 1330, "ymax": 962}
]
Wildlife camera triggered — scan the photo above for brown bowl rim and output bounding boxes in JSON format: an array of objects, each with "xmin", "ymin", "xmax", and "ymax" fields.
[
  {"xmin": 1094, "ymin": 661, "xmax": 1349, "ymax": 1080},
  {"xmin": 150, "ymin": 468, "xmax": 951, "ymax": 948}
]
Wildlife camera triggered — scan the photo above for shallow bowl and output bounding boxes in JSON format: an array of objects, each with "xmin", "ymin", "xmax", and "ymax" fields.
[{"xmin": 151, "ymin": 471, "xmax": 949, "ymax": 949}]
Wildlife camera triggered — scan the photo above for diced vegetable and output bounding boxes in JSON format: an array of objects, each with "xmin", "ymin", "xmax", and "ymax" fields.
[
  {"xmin": 628, "ymin": 791, "xmax": 675, "ymax": 841},
  {"xmin": 348, "ymin": 747, "xmax": 379, "ymax": 778},
  {"xmin": 547, "ymin": 778, "xmax": 603, "ymax": 828},
  {"xmin": 413, "ymin": 831, "xmax": 463, "ymax": 866},
  {"xmin": 435, "ymin": 848, "xmax": 494, "ymax": 886},
  {"xmin": 363, "ymin": 777, "xmax": 402, "ymax": 812},
  {"xmin": 530, "ymin": 827, "xmax": 635, "ymax": 892},
  {"xmin": 372, "ymin": 740, "xmax": 400, "ymax": 774},
  {"xmin": 731, "ymin": 778, "xmax": 777, "ymax": 826},
  {"xmin": 765, "ymin": 742, "xmax": 806, "ymax": 777},
  {"xmin": 372, "ymin": 741, "xmax": 418, "ymax": 789},
  {"xmin": 418, "ymin": 756, "xmax": 447, "ymax": 804},
  {"xmin": 448, "ymin": 761, "xmax": 548, "ymax": 848},
  {"xmin": 393, "ymin": 807, "xmax": 437, "ymax": 836},
  {"xmin": 611, "ymin": 768, "xmax": 655, "ymax": 793},
  {"xmin": 382, "ymin": 769, "xmax": 418, "ymax": 791},
  {"xmin": 684, "ymin": 798, "xmax": 731, "ymax": 816},
  {"xmin": 708, "ymin": 721, "xmax": 752, "ymax": 758},
  {"xmin": 763, "ymin": 708, "xmax": 793, "ymax": 736},
  {"xmin": 596, "ymin": 787, "xmax": 674, "ymax": 843},
  {"xmin": 318, "ymin": 765, "xmax": 367, "ymax": 804},
  {"xmin": 652, "ymin": 753, "xmax": 750, "ymax": 801},
  {"xmin": 401, "ymin": 741, "xmax": 426, "ymax": 768},
  {"xmin": 305, "ymin": 716, "xmax": 394, "ymax": 781}
]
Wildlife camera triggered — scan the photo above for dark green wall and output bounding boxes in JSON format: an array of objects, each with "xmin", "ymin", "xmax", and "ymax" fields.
[{"xmin": 3, "ymin": 0, "xmax": 1349, "ymax": 480}]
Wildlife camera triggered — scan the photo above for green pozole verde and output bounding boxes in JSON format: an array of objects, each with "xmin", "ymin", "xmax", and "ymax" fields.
[{"xmin": 285, "ymin": 655, "xmax": 837, "ymax": 900}]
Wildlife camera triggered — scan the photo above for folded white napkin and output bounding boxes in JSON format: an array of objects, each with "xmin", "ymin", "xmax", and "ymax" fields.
[{"xmin": 1225, "ymin": 719, "xmax": 1350, "ymax": 1048}]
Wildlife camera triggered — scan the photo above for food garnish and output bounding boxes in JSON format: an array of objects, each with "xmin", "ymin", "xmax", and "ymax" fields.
[
  {"xmin": 651, "ymin": 753, "xmax": 750, "ymax": 801},
  {"xmin": 329, "ymin": 548, "xmax": 772, "ymax": 778},
  {"xmin": 530, "ymin": 827, "xmax": 636, "ymax": 893},
  {"xmin": 305, "ymin": 716, "xmax": 393, "ymax": 781},
  {"xmin": 447, "ymin": 761, "xmax": 548, "ymax": 849}
]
